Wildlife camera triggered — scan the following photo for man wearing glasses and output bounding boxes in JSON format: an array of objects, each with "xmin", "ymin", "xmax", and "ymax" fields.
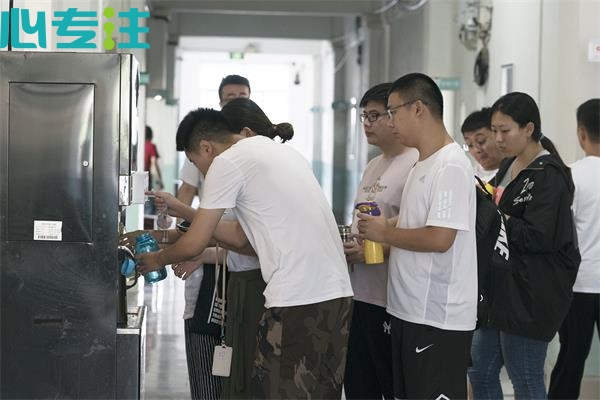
[
  {"xmin": 358, "ymin": 73, "xmax": 477, "ymax": 399},
  {"xmin": 344, "ymin": 83, "xmax": 417, "ymax": 400},
  {"xmin": 461, "ymin": 107, "xmax": 504, "ymax": 182}
]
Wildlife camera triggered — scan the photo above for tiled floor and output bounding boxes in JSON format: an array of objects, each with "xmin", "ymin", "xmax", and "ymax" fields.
[
  {"xmin": 128, "ymin": 274, "xmax": 191, "ymax": 399},
  {"xmin": 129, "ymin": 273, "xmax": 599, "ymax": 400}
]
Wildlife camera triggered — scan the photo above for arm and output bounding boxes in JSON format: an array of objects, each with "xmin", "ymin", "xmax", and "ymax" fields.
[
  {"xmin": 119, "ymin": 228, "xmax": 181, "ymax": 250},
  {"xmin": 211, "ymin": 220, "xmax": 255, "ymax": 255},
  {"xmin": 137, "ymin": 207, "xmax": 225, "ymax": 272},
  {"xmin": 172, "ymin": 246, "xmax": 224, "ymax": 280},
  {"xmin": 358, "ymin": 213, "xmax": 457, "ymax": 252},
  {"xmin": 152, "ymin": 191, "xmax": 254, "ymax": 253},
  {"xmin": 176, "ymin": 182, "xmax": 198, "ymax": 206},
  {"xmin": 153, "ymin": 191, "xmax": 197, "ymax": 221}
]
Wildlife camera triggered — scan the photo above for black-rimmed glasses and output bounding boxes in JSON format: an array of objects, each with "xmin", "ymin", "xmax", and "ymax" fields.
[{"xmin": 359, "ymin": 111, "xmax": 388, "ymax": 123}]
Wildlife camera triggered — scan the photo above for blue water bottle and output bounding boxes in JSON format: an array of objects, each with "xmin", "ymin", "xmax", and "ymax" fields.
[{"xmin": 135, "ymin": 232, "xmax": 168, "ymax": 284}]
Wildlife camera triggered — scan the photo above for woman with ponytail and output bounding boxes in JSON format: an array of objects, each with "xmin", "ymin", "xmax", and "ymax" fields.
[
  {"xmin": 468, "ymin": 92, "xmax": 580, "ymax": 399},
  {"xmin": 221, "ymin": 97, "xmax": 294, "ymax": 143}
]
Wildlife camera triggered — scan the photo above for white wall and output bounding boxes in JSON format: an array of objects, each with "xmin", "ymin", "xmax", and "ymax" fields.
[
  {"xmin": 422, "ymin": 0, "xmax": 458, "ymax": 79},
  {"xmin": 451, "ymin": 0, "xmax": 600, "ymax": 164},
  {"xmin": 173, "ymin": 37, "xmax": 334, "ymax": 204},
  {"xmin": 540, "ymin": 0, "xmax": 600, "ymax": 163}
]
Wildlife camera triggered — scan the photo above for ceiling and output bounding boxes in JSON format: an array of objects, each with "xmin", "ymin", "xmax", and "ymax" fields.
[{"xmin": 147, "ymin": 0, "xmax": 424, "ymax": 17}]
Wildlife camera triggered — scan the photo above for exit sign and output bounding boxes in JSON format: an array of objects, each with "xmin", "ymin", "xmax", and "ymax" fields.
[{"xmin": 435, "ymin": 77, "xmax": 461, "ymax": 91}]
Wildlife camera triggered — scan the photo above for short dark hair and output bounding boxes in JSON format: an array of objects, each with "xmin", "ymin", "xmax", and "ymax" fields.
[
  {"xmin": 221, "ymin": 98, "xmax": 294, "ymax": 143},
  {"xmin": 389, "ymin": 73, "xmax": 443, "ymax": 119},
  {"xmin": 175, "ymin": 108, "xmax": 234, "ymax": 151},
  {"xmin": 577, "ymin": 98, "xmax": 600, "ymax": 143},
  {"xmin": 145, "ymin": 125, "xmax": 153, "ymax": 140},
  {"xmin": 461, "ymin": 107, "xmax": 491, "ymax": 135},
  {"xmin": 359, "ymin": 83, "xmax": 392, "ymax": 108},
  {"xmin": 218, "ymin": 75, "xmax": 251, "ymax": 101}
]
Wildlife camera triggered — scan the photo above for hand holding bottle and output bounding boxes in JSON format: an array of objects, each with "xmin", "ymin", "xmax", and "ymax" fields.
[
  {"xmin": 134, "ymin": 233, "xmax": 168, "ymax": 283},
  {"xmin": 344, "ymin": 239, "xmax": 365, "ymax": 264},
  {"xmin": 355, "ymin": 202, "xmax": 385, "ymax": 264},
  {"xmin": 156, "ymin": 208, "xmax": 173, "ymax": 229},
  {"xmin": 148, "ymin": 190, "xmax": 195, "ymax": 221}
]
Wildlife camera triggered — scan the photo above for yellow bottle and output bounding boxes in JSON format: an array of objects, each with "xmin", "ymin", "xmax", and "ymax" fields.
[
  {"xmin": 484, "ymin": 182, "xmax": 495, "ymax": 197},
  {"xmin": 355, "ymin": 202, "xmax": 385, "ymax": 264},
  {"xmin": 363, "ymin": 238, "xmax": 384, "ymax": 264}
]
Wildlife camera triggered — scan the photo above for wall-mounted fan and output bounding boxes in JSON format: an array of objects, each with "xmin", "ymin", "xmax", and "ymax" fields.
[{"xmin": 473, "ymin": 46, "xmax": 489, "ymax": 86}]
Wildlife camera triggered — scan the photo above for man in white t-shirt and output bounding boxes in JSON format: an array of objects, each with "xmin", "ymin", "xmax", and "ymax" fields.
[
  {"xmin": 344, "ymin": 82, "xmax": 418, "ymax": 400},
  {"xmin": 175, "ymin": 75, "xmax": 253, "ymax": 399},
  {"xmin": 549, "ymin": 98, "xmax": 600, "ymax": 399},
  {"xmin": 138, "ymin": 108, "xmax": 353, "ymax": 399},
  {"xmin": 357, "ymin": 73, "xmax": 477, "ymax": 399}
]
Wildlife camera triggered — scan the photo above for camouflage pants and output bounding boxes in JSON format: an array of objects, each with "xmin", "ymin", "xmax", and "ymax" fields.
[{"xmin": 251, "ymin": 297, "xmax": 352, "ymax": 399}]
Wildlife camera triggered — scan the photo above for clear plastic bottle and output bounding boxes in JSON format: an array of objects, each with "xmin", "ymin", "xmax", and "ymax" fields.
[
  {"xmin": 156, "ymin": 209, "xmax": 173, "ymax": 229},
  {"xmin": 135, "ymin": 232, "xmax": 167, "ymax": 283}
]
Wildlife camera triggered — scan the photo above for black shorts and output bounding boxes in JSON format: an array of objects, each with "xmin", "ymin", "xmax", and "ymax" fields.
[{"xmin": 391, "ymin": 317, "xmax": 473, "ymax": 399}]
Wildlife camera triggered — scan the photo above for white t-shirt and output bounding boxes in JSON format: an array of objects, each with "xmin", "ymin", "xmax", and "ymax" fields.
[
  {"xmin": 474, "ymin": 163, "xmax": 498, "ymax": 183},
  {"xmin": 571, "ymin": 156, "xmax": 600, "ymax": 293},
  {"xmin": 183, "ymin": 268, "xmax": 203, "ymax": 319},
  {"xmin": 181, "ymin": 160, "xmax": 203, "ymax": 319},
  {"xmin": 387, "ymin": 142, "xmax": 477, "ymax": 331},
  {"xmin": 180, "ymin": 158, "xmax": 203, "ymax": 187},
  {"xmin": 350, "ymin": 148, "xmax": 419, "ymax": 307},
  {"xmin": 199, "ymin": 136, "xmax": 353, "ymax": 308},
  {"xmin": 222, "ymin": 209, "xmax": 261, "ymax": 273}
]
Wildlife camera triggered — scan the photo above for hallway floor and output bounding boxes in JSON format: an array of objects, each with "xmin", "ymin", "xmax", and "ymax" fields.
[
  {"xmin": 129, "ymin": 275, "xmax": 191, "ymax": 399},
  {"xmin": 129, "ymin": 272, "xmax": 598, "ymax": 400}
]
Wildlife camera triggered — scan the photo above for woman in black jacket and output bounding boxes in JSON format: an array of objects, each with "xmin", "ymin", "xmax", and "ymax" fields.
[{"xmin": 468, "ymin": 92, "xmax": 580, "ymax": 400}]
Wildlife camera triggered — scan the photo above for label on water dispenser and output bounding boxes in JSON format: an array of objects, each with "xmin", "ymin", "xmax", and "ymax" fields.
[{"xmin": 33, "ymin": 220, "xmax": 63, "ymax": 241}]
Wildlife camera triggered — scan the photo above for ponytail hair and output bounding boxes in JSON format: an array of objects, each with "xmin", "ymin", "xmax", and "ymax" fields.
[
  {"xmin": 540, "ymin": 136, "xmax": 574, "ymax": 200},
  {"xmin": 267, "ymin": 123, "xmax": 294, "ymax": 143},
  {"xmin": 221, "ymin": 98, "xmax": 294, "ymax": 143},
  {"xmin": 491, "ymin": 92, "xmax": 575, "ymax": 200}
]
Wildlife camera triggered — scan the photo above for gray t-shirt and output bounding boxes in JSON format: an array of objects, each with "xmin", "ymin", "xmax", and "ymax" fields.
[{"xmin": 349, "ymin": 148, "xmax": 418, "ymax": 307}]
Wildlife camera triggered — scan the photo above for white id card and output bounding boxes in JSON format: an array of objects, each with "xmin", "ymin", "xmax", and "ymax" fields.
[{"xmin": 212, "ymin": 345, "xmax": 233, "ymax": 377}]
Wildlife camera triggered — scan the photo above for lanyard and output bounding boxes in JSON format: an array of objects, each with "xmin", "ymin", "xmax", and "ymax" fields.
[{"xmin": 215, "ymin": 243, "xmax": 228, "ymax": 345}]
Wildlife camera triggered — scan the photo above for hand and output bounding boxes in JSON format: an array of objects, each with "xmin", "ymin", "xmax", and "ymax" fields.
[
  {"xmin": 147, "ymin": 191, "xmax": 186, "ymax": 219},
  {"xmin": 120, "ymin": 230, "xmax": 147, "ymax": 252},
  {"xmin": 344, "ymin": 239, "xmax": 365, "ymax": 264},
  {"xmin": 136, "ymin": 251, "xmax": 164, "ymax": 274},
  {"xmin": 171, "ymin": 257, "xmax": 202, "ymax": 280},
  {"xmin": 357, "ymin": 213, "xmax": 389, "ymax": 243}
]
